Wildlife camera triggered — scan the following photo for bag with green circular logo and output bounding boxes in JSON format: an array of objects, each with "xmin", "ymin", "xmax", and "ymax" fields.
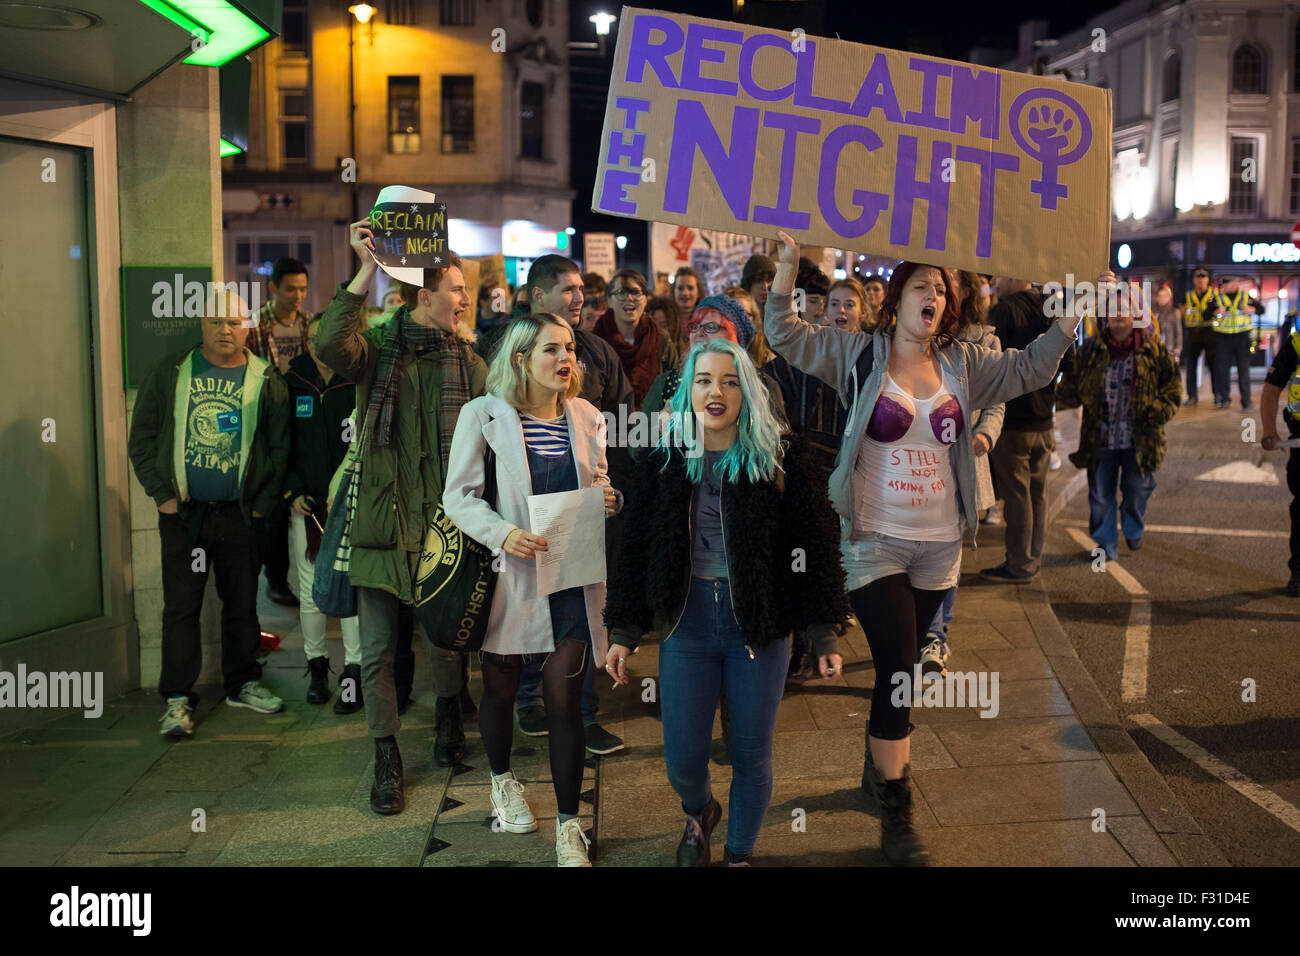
[{"xmin": 413, "ymin": 447, "xmax": 498, "ymax": 653}]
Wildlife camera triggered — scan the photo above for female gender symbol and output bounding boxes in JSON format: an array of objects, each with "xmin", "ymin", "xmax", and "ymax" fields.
[{"xmin": 1008, "ymin": 89, "xmax": 1093, "ymax": 211}]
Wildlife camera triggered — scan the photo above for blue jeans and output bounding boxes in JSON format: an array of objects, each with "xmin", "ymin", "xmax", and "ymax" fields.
[
  {"xmin": 927, "ymin": 586, "xmax": 957, "ymax": 641},
  {"xmin": 1088, "ymin": 447, "xmax": 1156, "ymax": 560},
  {"xmin": 659, "ymin": 577, "xmax": 790, "ymax": 856}
]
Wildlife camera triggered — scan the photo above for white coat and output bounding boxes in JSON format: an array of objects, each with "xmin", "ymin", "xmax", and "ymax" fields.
[{"xmin": 442, "ymin": 392, "xmax": 617, "ymax": 662}]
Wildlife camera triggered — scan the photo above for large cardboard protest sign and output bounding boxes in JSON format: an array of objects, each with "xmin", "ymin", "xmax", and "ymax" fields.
[
  {"xmin": 368, "ymin": 185, "xmax": 449, "ymax": 285},
  {"xmin": 593, "ymin": 8, "xmax": 1112, "ymax": 282}
]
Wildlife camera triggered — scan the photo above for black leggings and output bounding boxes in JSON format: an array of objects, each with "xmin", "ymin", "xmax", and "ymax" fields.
[
  {"xmin": 478, "ymin": 640, "xmax": 587, "ymax": 816},
  {"xmin": 848, "ymin": 575, "xmax": 949, "ymax": 740}
]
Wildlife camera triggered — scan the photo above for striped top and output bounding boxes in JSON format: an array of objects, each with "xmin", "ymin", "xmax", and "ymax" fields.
[{"xmin": 520, "ymin": 412, "xmax": 570, "ymax": 457}]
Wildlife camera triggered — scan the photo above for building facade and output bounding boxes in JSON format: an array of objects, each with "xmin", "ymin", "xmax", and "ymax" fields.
[
  {"xmin": 222, "ymin": 0, "xmax": 574, "ymax": 301},
  {"xmin": 1000, "ymin": 0, "xmax": 1300, "ymax": 360}
]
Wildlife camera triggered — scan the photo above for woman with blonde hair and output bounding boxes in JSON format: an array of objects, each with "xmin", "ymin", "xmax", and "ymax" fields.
[{"xmin": 443, "ymin": 312, "xmax": 623, "ymax": 867}]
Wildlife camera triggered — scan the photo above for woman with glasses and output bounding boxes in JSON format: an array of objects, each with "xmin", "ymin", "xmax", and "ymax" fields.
[{"xmin": 593, "ymin": 269, "xmax": 662, "ymax": 408}]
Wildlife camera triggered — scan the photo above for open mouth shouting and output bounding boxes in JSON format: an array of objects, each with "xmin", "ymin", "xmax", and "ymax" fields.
[{"xmin": 920, "ymin": 304, "xmax": 936, "ymax": 324}]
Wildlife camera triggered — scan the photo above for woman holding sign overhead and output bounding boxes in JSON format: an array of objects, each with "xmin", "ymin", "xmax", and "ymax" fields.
[
  {"xmin": 442, "ymin": 313, "xmax": 622, "ymax": 867},
  {"xmin": 763, "ymin": 231, "xmax": 1083, "ymax": 866}
]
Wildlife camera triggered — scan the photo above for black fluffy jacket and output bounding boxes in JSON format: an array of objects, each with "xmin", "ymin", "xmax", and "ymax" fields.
[{"xmin": 604, "ymin": 434, "xmax": 850, "ymax": 656}]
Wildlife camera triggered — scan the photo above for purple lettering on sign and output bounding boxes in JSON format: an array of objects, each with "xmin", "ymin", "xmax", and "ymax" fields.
[
  {"xmin": 849, "ymin": 54, "xmax": 903, "ymax": 123},
  {"xmin": 890, "ymin": 135, "xmax": 952, "ymax": 251},
  {"xmin": 954, "ymin": 145, "xmax": 1020, "ymax": 257},
  {"xmin": 664, "ymin": 99, "xmax": 759, "ymax": 220},
  {"xmin": 626, "ymin": 14, "xmax": 684, "ymax": 87},
  {"xmin": 817, "ymin": 126, "xmax": 889, "ymax": 239},
  {"xmin": 600, "ymin": 168, "xmax": 641, "ymax": 215},
  {"xmin": 606, "ymin": 130, "xmax": 647, "ymax": 168},
  {"xmin": 680, "ymin": 24, "xmax": 742, "ymax": 96},
  {"xmin": 615, "ymin": 96, "xmax": 653, "ymax": 129},
  {"xmin": 793, "ymin": 41, "xmax": 851, "ymax": 115},
  {"xmin": 739, "ymin": 33, "xmax": 796, "ymax": 102},
  {"xmin": 949, "ymin": 66, "xmax": 1000, "ymax": 140},
  {"xmin": 903, "ymin": 58, "xmax": 953, "ymax": 132},
  {"xmin": 753, "ymin": 111, "xmax": 820, "ymax": 230}
]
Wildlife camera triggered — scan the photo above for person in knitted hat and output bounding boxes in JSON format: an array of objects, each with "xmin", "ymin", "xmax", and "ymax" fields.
[
  {"xmin": 687, "ymin": 294, "xmax": 755, "ymax": 350},
  {"xmin": 741, "ymin": 254, "xmax": 777, "ymax": 312}
]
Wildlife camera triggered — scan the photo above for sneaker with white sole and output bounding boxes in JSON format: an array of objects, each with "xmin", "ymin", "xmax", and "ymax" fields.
[
  {"xmin": 160, "ymin": 695, "xmax": 194, "ymax": 738},
  {"xmin": 556, "ymin": 817, "xmax": 592, "ymax": 867},
  {"xmin": 490, "ymin": 772, "xmax": 538, "ymax": 833},
  {"xmin": 225, "ymin": 681, "xmax": 284, "ymax": 714},
  {"xmin": 918, "ymin": 636, "xmax": 949, "ymax": 676},
  {"xmin": 981, "ymin": 503, "xmax": 1002, "ymax": 525}
]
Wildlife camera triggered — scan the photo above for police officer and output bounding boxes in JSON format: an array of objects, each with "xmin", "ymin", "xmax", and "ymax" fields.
[
  {"xmin": 1179, "ymin": 268, "xmax": 1221, "ymax": 407},
  {"xmin": 1212, "ymin": 278, "xmax": 1262, "ymax": 409},
  {"xmin": 1261, "ymin": 326, "xmax": 1300, "ymax": 597}
]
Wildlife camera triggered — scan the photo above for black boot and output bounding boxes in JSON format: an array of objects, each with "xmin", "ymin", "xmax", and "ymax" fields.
[
  {"xmin": 370, "ymin": 739, "xmax": 405, "ymax": 815},
  {"xmin": 676, "ymin": 798, "xmax": 722, "ymax": 866},
  {"xmin": 334, "ymin": 663, "xmax": 363, "ymax": 715},
  {"xmin": 306, "ymin": 656, "xmax": 330, "ymax": 705},
  {"xmin": 864, "ymin": 761, "xmax": 930, "ymax": 867},
  {"xmin": 434, "ymin": 695, "xmax": 465, "ymax": 766},
  {"xmin": 722, "ymin": 847, "xmax": 752, "ymax": 867}
]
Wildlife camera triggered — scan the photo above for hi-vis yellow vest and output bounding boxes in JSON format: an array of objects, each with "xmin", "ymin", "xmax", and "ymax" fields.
[
  {"xmin": 1184, "ymin": 288, "xmax": 1219, "ymax": 328},
  {"xmin": 1214, "ymin": 289, "xmax": 1252, "ymax": 334},
  {"xmin": 1288, "ymin": 332, "xmax": 1300, "ymax": 417}
]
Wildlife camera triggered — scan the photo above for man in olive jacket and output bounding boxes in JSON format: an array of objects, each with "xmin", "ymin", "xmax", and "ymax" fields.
[
  {"xmin": 128, "ymin": 296, "xmax": 291, "ymax": 739},
  {"xmin": 1056, "ymin": 286, "xmax": 1181, "ymax": 561},
  {"xmin": 315, "ymin": 219, "xmax": 487, "ymax": 816}
]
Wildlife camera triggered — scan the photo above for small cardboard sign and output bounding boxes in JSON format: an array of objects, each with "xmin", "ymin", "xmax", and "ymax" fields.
[
  {"xmin": 592, "ymin": 8, "xmax": 1113, "ymax": 282},
  {"xmin": 368, "ymin": 185, "xmax": 448, "ymax": 285},
  {"xmin": 583, "ymin": 233, "xmax": 618, "ymax": 281}
]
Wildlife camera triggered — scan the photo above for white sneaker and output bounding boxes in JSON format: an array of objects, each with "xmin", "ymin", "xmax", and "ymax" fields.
[
  {"xmin": 225, "ymin": 681, "xmax": 284, "ymax": 714},
  {"xmin": 919, "ymin": 636, "xmax": 949, "ymax": 676},
  {"xmin": 490, "ymin": 772, "xmax": 538, "ymax": 833},
  {"xmin": 160, "ymin": 695, "xmax": 194, "ymax": 737},
  {"xmin": 1049, "ymin": 451, "xmax": 1062, "ymax": 471},
  {"xmin": 556, "ymin": 817, "xmax": 592, "ymax": 867},
  {"xmin": 981, "ymin": 503, "xmax": 1002, "ymax": 525}
]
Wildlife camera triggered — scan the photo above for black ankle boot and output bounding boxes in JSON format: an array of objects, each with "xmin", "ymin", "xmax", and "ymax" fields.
[
  {"xmin": 864, "ymin": 762, "xmax": 930, "ymax": 867},
  {"xmin": 722, "ymin": 847, "xmax": 752, "ymax": 867},
  {"xmin": 434, "ymin": 695, "xmax": 465, "ymax": 766},
  {"xmin": 370, "ymin": 740, "xmax": 405, "ymax": 815},
  {"xmin": 333, "ymin": 663, "xmax": 363, "ymax": 715},
  {"xmin": 306, "ymin": 656, "xmax": 330, "ymax": 705},
  {"xmin": 676, "ymin": 798, "xmax": 722, "ymax": 867}
]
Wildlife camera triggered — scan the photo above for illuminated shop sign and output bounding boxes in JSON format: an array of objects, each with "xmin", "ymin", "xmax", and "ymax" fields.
[{"xmin": 1232, "ymin": 241, "xmax": 1300, "ymax": 263}]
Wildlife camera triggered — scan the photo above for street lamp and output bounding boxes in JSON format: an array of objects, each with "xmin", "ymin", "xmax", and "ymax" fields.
[
  {"xmin": 346, "ymin": 3, "xmax": 378, "ymax": 222},
  {"xmin": 590, "ymin": 11, "xmax": 615, "ymax": 56}
]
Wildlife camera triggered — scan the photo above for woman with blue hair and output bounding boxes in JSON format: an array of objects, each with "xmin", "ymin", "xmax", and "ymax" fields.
[{"xmin": 603, "ymin": 338, "xmax": 850, "ymax": 866}]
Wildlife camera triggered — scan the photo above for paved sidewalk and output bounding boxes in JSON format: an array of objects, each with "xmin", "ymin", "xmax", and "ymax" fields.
[{"xmin": 0, "ymin": 410, "xmax": 1222, "ymax": 866}]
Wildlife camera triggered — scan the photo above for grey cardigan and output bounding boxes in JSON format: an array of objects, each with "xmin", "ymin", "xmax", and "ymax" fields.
[{"xmin": 763, "ymin": 290, "xmax": 1073, "ymax": 549}]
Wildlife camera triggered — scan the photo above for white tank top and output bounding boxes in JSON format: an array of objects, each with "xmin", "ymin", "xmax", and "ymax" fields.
[{"xmin": 853, "ymin": 370, "xmax": 964, "ymax": 542}]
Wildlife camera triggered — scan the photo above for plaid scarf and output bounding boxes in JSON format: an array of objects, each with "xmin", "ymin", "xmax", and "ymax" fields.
[{"xmin": 362, "ymin": 309, "xmax": 471, "ymax": 473}]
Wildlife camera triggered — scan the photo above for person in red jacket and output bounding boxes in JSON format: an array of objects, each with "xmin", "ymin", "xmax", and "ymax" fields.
[{"xmin": 593, "ymin": 269, "xmax": 662, "ymax": 409}]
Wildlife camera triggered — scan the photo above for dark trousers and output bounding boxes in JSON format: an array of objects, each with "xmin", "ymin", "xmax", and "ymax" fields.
[
  {"xmin": 158, "ymin": 502, "xmax": 262, "ymax": 705},
  {"xmin": 394, "ymin": 601, "xmax": 415, "ymax": 697},
  {"xmin": 1289, "ymin": 449, "xmax": 1300, "ymax": 575},
  {"xmin": 1212, "ymin": 331, "xmax": 1252, "ymax": 405},
  {"xmin": 1184, "ymin": 327, "xmax": 1218, "ymax": 401},
  {"xmin": 258, "ymin": 496, "xmax": 291, "ymax": 588},
  {"xmin": 989, "ymin": 428, "xmax": 1054, "ymax": 576}
]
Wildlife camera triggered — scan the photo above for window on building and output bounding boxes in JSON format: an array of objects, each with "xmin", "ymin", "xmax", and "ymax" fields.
[
  {"xmin": 1229, "ymin": 137, "xmax": 1260, "ymax": 214},
  {"xmin": 439, "ymin": 0, "xmax": 475, "ymax": 26},
  {"xmin": 1290, "ymin": 138, "xmax": 1300, "ymax": 216},
  {"xmin": 521, "ymin": 81, "xmax": 544, "ymax": 159},
  {"xmin": 441, "ymin": 75, "xmax": 474, "ymax": 153},
  {"xmin": 1161, "ymin": 53, "xmax": 1180, "ymax": 103},
  {"xmin": 1117, "ymin": 42, "xmax": 1144, "ymax": 122},
  {"xmin": 281, "ymin": 89, "xmax": 308, "ymax": 165},
  {"xmin": 1231, "ymin": 44, "xmax": 1265, "ymax": 93},
  {"xmin": 282, "ymin": 0, "xmax": 307, "ymax": 52},
  {"xmin": 388, "ymin": 76, "xmax": 420, "ymax": 153},
  {"xmin": 387, "ymin": 0, "xmax": 418, "ymax": 25}
]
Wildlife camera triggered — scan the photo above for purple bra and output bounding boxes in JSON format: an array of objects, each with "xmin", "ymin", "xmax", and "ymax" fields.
[{"xmin": 866, "ymin": 390, "xmax": 964, "ymax": 444}]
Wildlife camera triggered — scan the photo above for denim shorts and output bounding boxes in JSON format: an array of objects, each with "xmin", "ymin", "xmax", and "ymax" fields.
[{"xmin": 842, "ymin": 531, "xmax": 962, "ymax": 592}]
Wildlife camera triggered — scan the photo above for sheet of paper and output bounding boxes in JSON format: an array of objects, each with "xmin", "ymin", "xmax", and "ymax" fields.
[
  {"xmin": 1277, "ymin": 437, "xmax": 1300, "ymax": 449},
  {"xmin": 527, "ymin": 487, "xmax": 606, "ymax": 597}
]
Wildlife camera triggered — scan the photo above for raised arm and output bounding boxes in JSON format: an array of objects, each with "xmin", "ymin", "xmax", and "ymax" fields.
[
  {"xmin": 762, "ymin": 230, "xmax": 862, "ymax": 393},
  {"xmin": 316, "ymin": 219, "xmax": 381, "ymax": 381}
]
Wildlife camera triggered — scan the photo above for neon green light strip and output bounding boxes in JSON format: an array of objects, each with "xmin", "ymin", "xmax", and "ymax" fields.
[
  {"xmin": 135, "ymin": 0, "xmax": 270, "ymax": 67},
  {"xmin": 220, "ymin": 138, "xmax": 243, "ymax": 157}
]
